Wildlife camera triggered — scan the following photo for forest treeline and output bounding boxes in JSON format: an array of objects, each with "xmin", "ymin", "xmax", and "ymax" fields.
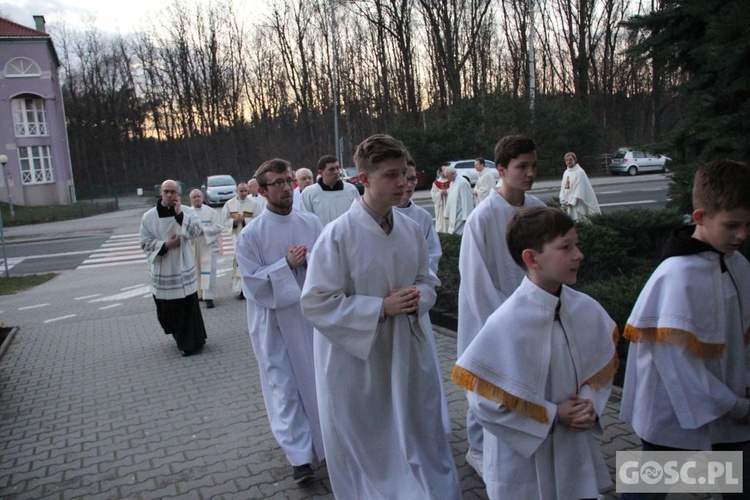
[{"xmin": 52, "ymin": 0, "xmax": 686, "ymax": 197}]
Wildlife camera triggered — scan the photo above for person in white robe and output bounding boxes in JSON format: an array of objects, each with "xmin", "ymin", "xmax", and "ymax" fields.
[
  {"xmin": 454, "ymin": 207, "xmax": 618, "ymax": 499},
  {"xmin": 140, "ymin": 180, "xmax": 207, "ymax": 356},
  {"xmin": 300, "ymin": 134, "xmax": 460, "ymax": 499},
  {"xmin": 443, "ymin": 166, "xmax": 474, "ymax": 234},
  {"xmin": 236, "ymin": 159, "xmax": 324, "ymax": 484},
  {"xmin": 186, "ymin": 189, "xmax": 222, "ymax": 308},
  {"xmin": 221, "ymin": 183, "xmax": 257, "ymax": 297},
  {"xmin": 473, "ymin": 158, "xmax": 495, "ymax": 205},
  {"xmin": 619, "ymin": 160, "xmax": 750, "ymax": 499},
  {"xmin": 559, "ymin": 152, "xmax": 600, "ymax": 222},
  {"xmin": 300, "ymin": 155, "xmax": 359, "ymax": 225},
  {"xmin": 431, "ymin": 166, "xmax": 451, "ymax": 233},
  {"xmin": 394, "ymin": 160, "xmax": 449, "ymax": 434},
  {"xmin": 292, "ymin": 167, "xmax": 314, "ymax": 210},
  {"xmin": 248, "ymin": 178, "xmax": 267, "ymax": 214},
  {"xmin": 457, "ymin": 135, "xmax": 545, "ymax": 476}
]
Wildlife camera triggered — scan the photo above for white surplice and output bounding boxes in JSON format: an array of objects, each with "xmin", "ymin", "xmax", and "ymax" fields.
[
  {"xmin": 140, "ymin": 206, "xmax": 202, "ymax": 299},
  {"xmin": 236, "ymin": 208, "xmax": 325, "ymax": 465},
  {"xmin": 299, "ymin": 181, "xmax": 359, "ymax": 226},
  {"xmin": 457, "ymin": 190, "xmax": 546, "ymax": 355},
  {"xmin": 620, "ymin": 250, "xmax": 750, "ymax": 450},
  {"xmin": 394, "ymin": 200, "xmax": 442, "ymax": 274},
  {"xmin": 559, "ymin": 163, "xmax": 600, "ymax": 221},
  {"xmin": 221, "ymin": 196, "xmax": 258, "ymax": 294},
  {"xmin": 300, "ymin": 200, "xmax": 461, "ymax": 500},
  {"xmin": 444, "ymin": 175, "xmax": 474, "ymax": 234},
  {"xmin": 455, "ymin": 278, "xmax": 617, "ymax": 499},
  {"xmin": 185, "ymin": 204, "xmax": 222, "ymax": 300},
  {"xmin": 474, "ymin": 168, "xmax": 495, "ymax": 205}
]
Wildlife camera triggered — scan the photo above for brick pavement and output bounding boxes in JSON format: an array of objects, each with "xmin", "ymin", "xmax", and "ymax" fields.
[{"xmin": 1, "ymin": 224, "xmax": 711, "ymax": 499}]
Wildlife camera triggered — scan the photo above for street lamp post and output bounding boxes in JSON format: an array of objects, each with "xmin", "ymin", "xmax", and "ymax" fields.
[
  {"xmin": 0, "ymin": 154, "xmax": 14, "ymax": 221},
  {"xmin": 0, "ymin": 155, "xmax": 10, "ymax": 277}
]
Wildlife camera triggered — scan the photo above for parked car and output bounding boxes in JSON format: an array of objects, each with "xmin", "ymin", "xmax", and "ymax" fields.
[
  {"xmin": 609, "ymin": 148, "xmax": 670, "ymax": 176},
  {"xmin": 201, "ymin": 174, "xmax": 237, "ymax": 206},
  {"xmin": 442, "ymin": 159, "xmax": 500, "ymax": 187},
  {"xmin": 341, "ymin": 168, "xmax": 364, "ymax": 195}
]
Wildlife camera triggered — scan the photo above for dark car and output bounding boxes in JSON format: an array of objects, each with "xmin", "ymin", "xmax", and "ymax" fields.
[{"xmin": 342, "ymin": 168, "xmax": 364, "ymax": 195}]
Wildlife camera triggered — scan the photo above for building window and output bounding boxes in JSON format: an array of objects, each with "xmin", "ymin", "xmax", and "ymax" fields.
[
  {"xmin": 12, "ymin": 97, "xmax": 48, "ymax": 136},
  {"xmin": 19, "ymin": 146, "xmax": 54, "ymax": 184},
  {"xmin": 4, "ymin": 57, "xmax": 42, "ymax": 77}
]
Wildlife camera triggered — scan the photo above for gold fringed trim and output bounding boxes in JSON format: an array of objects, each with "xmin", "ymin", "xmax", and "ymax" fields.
[
  {"xmin": 744, "ymin": 328, "xmax": 750, "ymax": 348},
  {"xmin": 451, "ymin": 365, "xmax": 549, "ymax": 424},
  {"xmin": 584, "ymin": 353, "xmax": 618, "ymax": 391},
  {"xmin": 623, "ymin": 324, "xmax": 725, "ymax": 359}
]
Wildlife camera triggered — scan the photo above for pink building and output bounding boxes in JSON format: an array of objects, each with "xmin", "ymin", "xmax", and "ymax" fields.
[{"xmin": 0, "ymin": 15, "xmax": 75, "ymax": 206}]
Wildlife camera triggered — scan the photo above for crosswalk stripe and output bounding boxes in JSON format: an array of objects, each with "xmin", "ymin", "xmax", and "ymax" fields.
[{"xmin": 77, "ymin": 231, "xmax": 236, "ymax": 270}]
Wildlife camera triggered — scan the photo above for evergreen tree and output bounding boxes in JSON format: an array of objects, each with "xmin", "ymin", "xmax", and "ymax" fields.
[{"xmin": 625, "ymin": 0, "xmax": 750, "ymax": 213}]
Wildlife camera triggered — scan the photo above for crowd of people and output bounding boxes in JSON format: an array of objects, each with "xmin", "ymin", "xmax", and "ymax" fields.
[{"xmin": 138, "ymin": 134, "xmax": 750, "ymax": 499}]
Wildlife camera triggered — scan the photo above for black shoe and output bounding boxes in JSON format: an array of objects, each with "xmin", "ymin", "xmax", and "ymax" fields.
[
  {"xmin": 180, "ymin": 350, "xmax": 192, "ymax": 357},
  {"xmin": 206, "ymin": 300, "xmax": 215, "ymax": 309},
  {"xmin": 238, "ymin": 291, "xmax": 245, "ymax": 300},
  {"xmin": 292, "ymin": 464, "xmax": 314, "ymax": 485}
]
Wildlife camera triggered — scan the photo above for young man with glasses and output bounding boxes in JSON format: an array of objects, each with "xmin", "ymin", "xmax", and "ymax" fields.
[{"xmin": 235, "ymin": 159, "xmax": 325, "ymax": 486}]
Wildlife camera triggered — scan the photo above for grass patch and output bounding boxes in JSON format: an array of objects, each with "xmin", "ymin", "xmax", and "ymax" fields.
[{"xmin": 0, "ymin": 273, "xmax": 58, "ymax": 295}]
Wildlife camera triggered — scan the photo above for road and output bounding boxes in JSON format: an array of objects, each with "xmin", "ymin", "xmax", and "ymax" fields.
[{"xmin": 1, "ymin": 174, "xmax": 671, "ymax": 275}]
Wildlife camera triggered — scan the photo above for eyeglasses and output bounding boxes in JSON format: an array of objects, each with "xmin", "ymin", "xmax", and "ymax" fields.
[
  {"xmin": 162, "ymin": 189, "xmax": 179, "ymax": 195},
  {"xmin": 263, "ymin": 178, "xmax": 295, "ymax": 188},
  {"xmin": 405, "ymin": 177, "xmax": 419, "ymax": 185}
]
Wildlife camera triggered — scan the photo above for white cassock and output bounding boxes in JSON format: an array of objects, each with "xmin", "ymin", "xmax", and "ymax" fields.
[
  {"xmin": 185, "ymin": 204, "xmax": 222, "ymax": 300},
  {"xmin": 431, "ymin": 177, "xmax": 451, "ymax": 233},
  {"xmin": 251, "ymin": 194, "xmax": 267, "ymax": 213},
  {"xmin": 457, "ymin": 190, "xmax": 546, "ymax": 355},
  {"xmin": 559, "ymin": 163, "xmax": 600, "ymax": 221},
  {"xmin": 236, "ymin": 208, "xmax": 325, "ymax": 465},
  {"xmin": 221, "ymin": 196, "xmax": 258, "ymax": 294},
  {"xmin": 458, "ymin": 190, "xmax": 546, "ymax": 451},
  {"xmin": 473, "ymin": 168, "xmax": 495, "ymax": 205},
  {"xmin": 292, "ymin": 187, "xmax": 302, "ymax": 210},
  {"xmin": 299, "ymin": 181, "xmax": 359, "ymax": 226},
  {"xmin": 394, "ymin": 200, "xmax": 450, "ymax": 434},
  {"xmin": 454, "ymin": 277, "xmax": 618, "ymax": 499},
  {"xmin": 394, "ymin": 200, "xmax": 442, "ymax": 274},
  {"xmin": 620, "ymin": 246, "xmax": 750, "ymax": 450},
  {"xmin": 444, "ymin": 175, "xmax": 474, "ymax": 235},
  {"xmin": 300, "ymin": 200, "xmax": 461, "ymax": 500}
]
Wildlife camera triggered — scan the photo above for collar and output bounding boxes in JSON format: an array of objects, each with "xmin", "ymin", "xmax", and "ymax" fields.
[{"xmin": 318, "ymin": 178, "xmax": 344, "ymax": 191}]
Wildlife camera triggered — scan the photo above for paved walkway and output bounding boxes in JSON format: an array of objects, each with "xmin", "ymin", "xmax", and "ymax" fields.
[{"xmin": 1, "ymin": 173, "xmax": 709, "ymax": 499}]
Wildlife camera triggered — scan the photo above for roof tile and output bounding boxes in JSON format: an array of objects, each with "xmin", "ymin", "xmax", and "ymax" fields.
[{"xmin": 0, "ymin": 17, "xmax": 49, "ymax": 38}]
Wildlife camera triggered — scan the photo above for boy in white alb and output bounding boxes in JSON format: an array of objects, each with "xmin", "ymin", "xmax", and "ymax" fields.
[
  {"xmin": 300, "ymin": 134, "xmax": 460, "ymax": 499},
  {"xmin": 457, "ymin": 135, "xmax": 546, "ymax": 476},
  {"xmin": 453, "ymin": 206, "xmax": 618, "ymax": 499},
  {"xmin": 619, "ymin": 159, "xmax": 750, "ymax": 499}
]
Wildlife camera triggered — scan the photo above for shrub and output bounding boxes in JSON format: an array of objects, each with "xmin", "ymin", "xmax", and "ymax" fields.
[
  {"xmin": 434, "ymin": 233, "xmax": 462, "ymax": 311},
  {"xmin": 588, "ymin": 208, "xmax": 684, "ymax": 261},
  {"xmin": 574, "ymin": 223, "xmax": 632, "ymax": 284}
]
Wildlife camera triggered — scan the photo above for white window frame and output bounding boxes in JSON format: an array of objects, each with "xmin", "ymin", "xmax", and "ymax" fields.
[
  {"xmin": 4, "ymin": 57, "xmax": 42, "ymax": 78},
  {"xmin": 12, "ymin": 97, "xmax": 48, "ymax": 137},
  {"xmin": 18, "ymin": 146, "xmax": 55, "ymax": 185}
]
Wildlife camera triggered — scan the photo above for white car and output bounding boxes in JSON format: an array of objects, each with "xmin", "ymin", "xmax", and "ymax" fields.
[
  {"xmin": 609, "ymin": 148, "xmax": 670, "ymax": 176},
  {"xmin": 201, "ymin": 174, "xmax": 237, "ymax": 206},
  {"xmin": 442, "ymin": 159, "xmax": 500, "ymax": 187}
]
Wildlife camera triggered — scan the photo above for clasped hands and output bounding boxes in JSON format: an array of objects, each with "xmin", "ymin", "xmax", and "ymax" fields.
[
  {"xmin": 383, "ymin": 286, "xmax": 420, "ymax": 317},
  {"xmin": 286, "ymin": 244, "xmax": 308, "ymax": 269},
  {"xmin": 557, "ymin": 394, "xmax": 597, "ymax": 432}
]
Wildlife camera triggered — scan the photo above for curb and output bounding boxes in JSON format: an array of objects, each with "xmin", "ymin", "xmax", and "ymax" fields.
[{"xmin": 0, "ymin": 326, "xmax": 19, "ymax": 361}]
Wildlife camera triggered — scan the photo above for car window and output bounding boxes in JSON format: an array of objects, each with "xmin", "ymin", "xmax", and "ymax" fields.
[
  {"xmin": 456, "ymin": 161, "xmax": 473, "ymax": 169},
  {"xmin": 208, "ymin": 176, "xmax": 235, "ymax": 187},
  {"xmin": 633, "ymin": 151, "xmax": 645, "ymax": 159},
  {"xmin": 613, "ymin": 149, "xmax": 628, "ymax": 159}
]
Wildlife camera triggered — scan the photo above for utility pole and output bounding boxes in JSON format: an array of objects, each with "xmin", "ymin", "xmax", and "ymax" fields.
[
  {"xmin": 329, "ymin": 0, "xmax": 342, "ymax": 165},
  {"xmin": 528, "ymin": 0, "xmax": 536, "ymax": 126}
]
